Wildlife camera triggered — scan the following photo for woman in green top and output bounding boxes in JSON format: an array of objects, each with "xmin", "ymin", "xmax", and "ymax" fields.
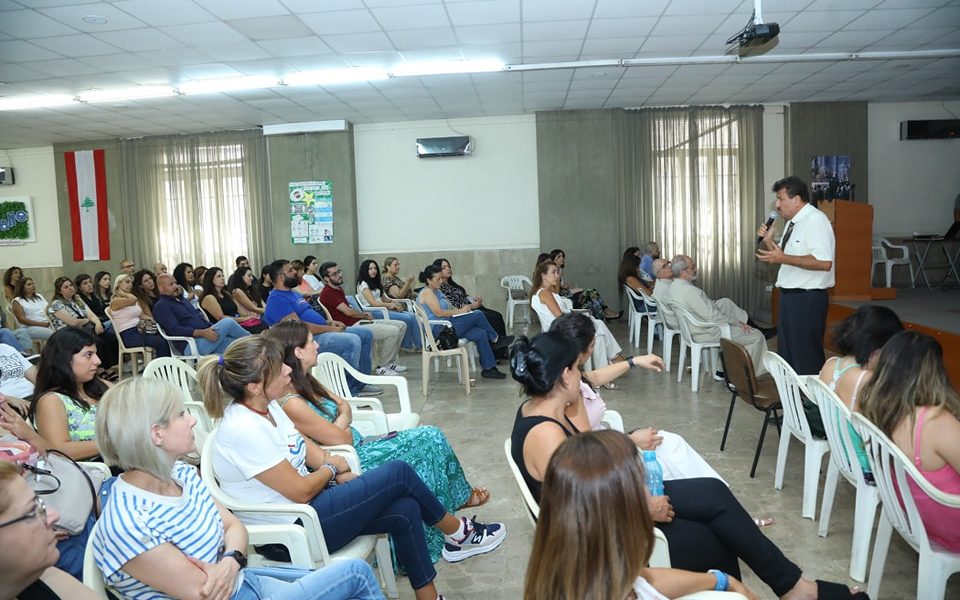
[
  {"xmin": 265, "ymin": 320, "xmax": 491, "ymax": 569},
  {"xmin": 29, "ymin": 327, "xmax": 111, "ymax": 461}
]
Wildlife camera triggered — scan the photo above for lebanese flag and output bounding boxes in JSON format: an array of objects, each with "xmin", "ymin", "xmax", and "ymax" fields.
[{"xmin": 65, "ymin": 149, "xmax": 110, "ymax": 261}]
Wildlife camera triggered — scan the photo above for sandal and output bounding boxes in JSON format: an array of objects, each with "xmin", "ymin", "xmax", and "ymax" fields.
[
  {"xmin": 816, "ymin": 580, "xmax": 868, "ymax": 599},
  {"xmin": 460, "ymin": 487, "xmax": 491, "ymax": 510},
  {"xmin": 601, "ymin": 382, "xmax": 620, "ymax": 390},
  {"xmin": 753, "ymin": 516, "xmax": 775, "ymax": 528}
]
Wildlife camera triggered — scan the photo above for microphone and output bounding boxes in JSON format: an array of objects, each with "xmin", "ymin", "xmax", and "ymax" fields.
[{"xmin": 757, "ymin": 211, "xmax": 777, "ymax": 246}]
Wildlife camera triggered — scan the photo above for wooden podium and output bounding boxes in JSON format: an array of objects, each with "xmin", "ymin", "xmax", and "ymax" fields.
[{"xmin": 820, "ymin": 199, "xmax": 872, "ymax": 302}]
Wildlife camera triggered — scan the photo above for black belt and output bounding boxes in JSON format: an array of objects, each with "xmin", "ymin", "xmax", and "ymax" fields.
[{"xmin": 779, "ymin": 288, "xmax": 828, "ymax": 295}]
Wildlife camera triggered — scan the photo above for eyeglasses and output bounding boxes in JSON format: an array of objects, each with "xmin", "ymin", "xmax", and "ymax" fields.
[{"xmin": 0, "ymin": 495, "xmax": 47, "ymax": 529}]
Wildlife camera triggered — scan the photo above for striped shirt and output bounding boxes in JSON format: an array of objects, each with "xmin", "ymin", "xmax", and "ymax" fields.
[{"xmin": 93, "ymin": 461, "xmax": 240, "ymax": 600}]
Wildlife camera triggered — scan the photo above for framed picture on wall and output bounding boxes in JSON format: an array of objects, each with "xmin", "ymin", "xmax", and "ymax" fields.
[
  {"xmin": 810, "ymin": 155, "xmax": 853, "ymax": 203},
  {"xmin": 0, "ymin": 196, "xmax": 36, "ymax": 245}
]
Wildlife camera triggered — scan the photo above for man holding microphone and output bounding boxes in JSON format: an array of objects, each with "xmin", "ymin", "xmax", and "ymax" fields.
[{"xmin": 757, "ymin": 176, "xmax": 835, "ymax": 375}]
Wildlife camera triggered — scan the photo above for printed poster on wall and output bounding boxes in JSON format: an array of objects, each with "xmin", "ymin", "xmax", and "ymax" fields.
[
  {"xmin": 0, "ymin": 196, "xmax": 36, "ymax": 246},
  {"xmin": 289, "ymin": 180, "xmax": 334, "ymax": 245}
]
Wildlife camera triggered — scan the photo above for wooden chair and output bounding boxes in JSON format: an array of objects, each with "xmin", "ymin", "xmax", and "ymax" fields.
[
  {"xmin": 105, "ymin": 308, "xmax": 152, "ymax": 379},
  {"xmin": 500, "ymin": 275, "xmax": 532, "ymax": 329},
  {"xmin": 411, "ymin": 303, "xmax": 470, "ymax": 396},
  {"xmin": 719, "ymin": 339, "xmax": 780, "ymax": 478},
  {"xmin": 763, "ymin": 352, "xmax": 830, "ymax": 520},
  {"xmin": 852, "ymin": 413, "xmax": 960, "ymax": 600}
]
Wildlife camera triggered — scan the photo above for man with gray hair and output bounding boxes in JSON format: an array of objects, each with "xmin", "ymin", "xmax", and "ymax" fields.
[{"xmin": 669, "ymin": 254, "xmax": 768, "ymax": 377}]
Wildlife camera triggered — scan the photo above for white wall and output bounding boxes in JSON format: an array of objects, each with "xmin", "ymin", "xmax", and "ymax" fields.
[
  {"xmin": 762, "ymin": 103, "xmax": 786, "ymax": 213},
  {"xmin": 0, "ymin": 146, "xmax": 63, "ymax": 268},
  {"xmin": 354, "ymin": 114, "xmax": 539, "ymax": 254},
  {"xmin": 869, "ymin": 101, "xmax": 960, "ymax": 237}
]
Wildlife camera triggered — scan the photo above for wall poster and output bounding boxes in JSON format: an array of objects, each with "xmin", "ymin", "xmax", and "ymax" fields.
[
  {"xmin": 289, "ymin": 180, "xmax": 333, "ymax": 245},
  {"xmin": 810, "ymin": 155, "xmax": 853, "ymax": 203},
  {"xmin": 0, "ymin": 196, "xmax": 37, "ymax": 246}
]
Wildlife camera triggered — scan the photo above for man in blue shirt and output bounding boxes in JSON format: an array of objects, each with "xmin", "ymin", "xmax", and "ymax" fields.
[
  {"xmin": 153, "ymin": 274, "xmax": 249, "ymax": 355},
  {"xmin": 263, "ymin": 260, "xmax": 380, "ymax": 397}
]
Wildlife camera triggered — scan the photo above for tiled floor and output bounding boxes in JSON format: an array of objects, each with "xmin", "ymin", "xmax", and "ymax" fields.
[{"xmin": 378, "ymin": 317, "xmax": 956, "ymax": 600}]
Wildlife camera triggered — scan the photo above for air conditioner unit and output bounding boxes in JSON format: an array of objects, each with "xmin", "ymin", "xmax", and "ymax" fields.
[
  {"xmin": 416, "ymin": 136, "xmax": 472, "ymax": 158},
  {"xmin": 900, "ymin": 119, "xmax": 960, "ymax": 140},
  {"xmin": 0, "ymin": 167, "xmax": 14, "ymax": 186}
]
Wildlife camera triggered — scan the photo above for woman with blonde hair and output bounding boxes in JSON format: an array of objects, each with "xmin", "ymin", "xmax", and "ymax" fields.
[
  {"xmin": 91, "ymin": 376, "xmax": 384, "ymax": 600},
  {"xmin": 108, "ymin": 273, "xmax": 170, "ymax": 358},
  {"xmin": 525, "ymin": 430, "xmax": 757, "ymax": 600},
  {"xmin": 197, "ymin": 336, "xmax": 506, "ymax": 600},
  {"xmin": 858, "ymin": 330, "xmax": 960, "ymax": 552}
]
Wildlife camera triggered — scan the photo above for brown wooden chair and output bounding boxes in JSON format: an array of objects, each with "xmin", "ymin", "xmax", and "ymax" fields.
[{"xmin": 719, "ymin": 337, "xmax": 781, "ymax": 477}]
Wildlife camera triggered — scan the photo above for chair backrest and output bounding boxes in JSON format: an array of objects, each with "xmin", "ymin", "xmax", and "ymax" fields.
[
  {"xmin": 503, "ymin": 438, "xmax": 540, "ymax": 526},
  {"xmin": 637, "ymin": 287, "xmax": 657, "ymax": 309},
  {"xmin": 601, "ymin": 409, "xmax": 625, "ymax": 432},
  {"xmin": 656, "ymin": 298, "xmax": 680, "ymax": 330},
  {"xmin": 311, "ymin": 352, "xmax": 354, "ymax": 399},
  {"xmin": 83, "ymin": 519, "xmax": 110, "ymax": 597},
  {"xmin": 142, "ymin": 357, "xmax": 199, "ymax": 403},
  {"xmin": 720, "ymin": 338, "xmax": 760, "ymax": 403},
  {"xmin": 763, "ymin": 351, "xmax": 817, "ymax": 440},
  {"xmin": 807, "ymin": 376, "xmax": 865, "ymax": 486},
  {"xmin": 500, "ymin": 275, "xmax": 532, "ymax": 297},
  {"xmin": 872, "ymin": 245, "xmax": 884, "ymax": 263},
  {"xmin": 411, "ymin": 303, "xmax": 443, "ymax": 353},
  {"xmin": 623, "ymin": 286, "xmax": 647, "ymax": 317},
  {"xmin": 154, "ymin": 322, "xmax": 199, "ymax": 359},
  {"xmin": 672, "ymin": 305, "xmax": 700, "ymax": 346},
  {"xmin": 850, "ymin": 413, "xmax": 960, "ymax": 556},
  {"xmin": 879, "ymin": 238, "xmax": 908, "ymax": 260},
  {"xmin": 346, "ymin": 295, "xmax": 363, "ymax": 313}
]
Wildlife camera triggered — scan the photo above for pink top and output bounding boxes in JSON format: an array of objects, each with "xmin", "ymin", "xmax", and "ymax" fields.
[
  {"xmin": 907, "ymin": 406, "xmax": 960, "ymax": 552},
  {"xmin": 580, "ymin": 380, "xmax": 606, "ymax": 430},
  {"xmin": 111, "ymin": 302, "xmax": 142, "ymax": 334}
]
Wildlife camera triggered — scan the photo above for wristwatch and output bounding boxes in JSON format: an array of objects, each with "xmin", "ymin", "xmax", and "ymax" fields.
[{"xmin": 221, "ymin": 550, "xmax": 247, "ymax": 569}]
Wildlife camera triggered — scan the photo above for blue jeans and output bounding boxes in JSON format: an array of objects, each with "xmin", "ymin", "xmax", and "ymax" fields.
[
  {"xmin": 309, "ymin": 461, "xmax": 446, "ymax": 590},
  {"xmin": 316, "ymin": 330, "xmax": 367, "ymax": 395},
  {"xmin": 0, "ymin": 327, "xmax": 26, "ymax": 351},
  {"xmin": 120, "ymin": 327, "xmax": 171, "ymax": 358},
  {"xmin": 232, "ymin": 562, "xmax": 383, "ymax": 600},
  {"xmin": 195, "ymin": 319, "xmax": 250, "ymax": 355},
  {"xmin": 388, "ymin": 311, "xmax": 421, "ymax": 350},
  {"xmin": 434, "ymin": 311, "xmax": 497, "ymax": 370}
]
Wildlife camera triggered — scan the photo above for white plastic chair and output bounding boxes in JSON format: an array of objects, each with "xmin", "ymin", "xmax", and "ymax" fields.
[
  {"xmin": 155, "ymin": 322, "xmax": 201, "ymax": 365},
  {"xmin": 348, "ymin": 294, "xmax": 389, "ymax": 320},
  {"xmin": 311, "ymin": 351, "xmax": 420, "ymax": 435},
  {"xmin": 201, "ymin": 430, "xmax": 398, "ymax": 598},
  {"xmin": 877, "ymin": 238, "xmax": 914, "ymax": 288},
  {"xmin": 143, "ymin": 357, "xmax": 214, "ymax": 454},
  {"xmin": 411, "ymin": 303, "xmax": 470, "ymax": 396},
  {"xmin": 763, "ymin": 352, "xmax": 830, "ymax": 520},
  {"xmin": 673, "ymin": 306, "xmax": 730, "ymax": 392},
  {"xmin": 650, "ymin": 298, "xmax": 680, "ymax": 372},
  {"xmin": 500, "ymin": 275, "xmax": 532, "ymax": 329},
  {"xmin": 852, "ymin": 413, "xmax": 960, "ymax": 600},
  {"xmin": 623, "ymin": 286, "xmax": 649, "ymax": 349},
  {"xmin": 637, "ymin": 288, "xmax": 668, "ymax": 357},
  {"xmin": 105, "ymin": 308, "xmax": 152, "ymax": 379},
  {"xmin": 808, "ymin": 377, "xmax": 878, "ymax": 582}
]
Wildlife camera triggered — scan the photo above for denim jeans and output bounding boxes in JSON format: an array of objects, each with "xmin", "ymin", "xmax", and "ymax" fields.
[
  {"xmin": 232, "ymin": 561, "xmax": 384, "ymax": 600},
  {"xmin": 119, "ymin": 327, "xmax": 171, "ymax": 357},
  {"xmin": 438, "ymin": 311, "xmax": 497, "ymax": 370},
  {"xmin": 0, "ymin": 327, "xmax": 25, "ymax": 351},
  {"xmin": 316, "ymin": 330, "xmax": 365, "ymax": 395},
  {"xmin": 194, "ymin": 319, "xmax": 250, "ymax": 355},
  {"xmin": 309, "ymin": 460, "xmax": 446, "ymax": 590},
  {"xmin": 388, "ymin": 310, "xmax": 421, "ymax": 351}
]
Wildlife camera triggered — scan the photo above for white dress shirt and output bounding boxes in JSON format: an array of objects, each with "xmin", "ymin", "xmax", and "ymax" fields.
[{"xmin": 775, "ymin": 202, "xmax": 836, "ymax": 290}]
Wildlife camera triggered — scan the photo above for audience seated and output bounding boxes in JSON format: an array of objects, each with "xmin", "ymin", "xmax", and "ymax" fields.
[
  {"xmin": 418, "ymin": 264, "xmax": 507, "ymax": 380},
  {"xmin": 319, "ymin": 261, "xmax": 407, "ymax": 376},
  {"xmin": 530, "ymin": 259, "xmax": 623, "ymax": 369},
  {"xmin": 639, "ymin": 241, "xmax": 661, "ymax": 281},
  {"xmin": 3, "ymin": 265, "xmax": 22, "ymax": 303},
  {"xmin": 199, "ymin": 267, "xmax": 266, "ymax": 334},
  {"xmin": 301, "ymin": 255, "xmax": 324, "ymax": 292},
  {"xmin": 509, "ymin": 331, "xmax": 864, "ymax": 600},
  {"xmin": 262, "ymin": 260, "xmax": 379, "ymax": 397},
  {"xmin": 235, "ymin": 255, "xmax": 250, "ymax": 269},
  {"xmin": 152, "ymin": 261, "xmax": 168, "ymax": 275},
  {"xmin": 289, "ymin": 259, "xmax": 317, "ymax": 297},
  {"xmin": 118, "ymin": 259, "xmax": 135, "ymax": 276},
  {"xmin": 131, "ymin": 269, "xmax": 158, "ymax": 314},
  {"xmin": 0, "ymin": 341, "xmax": 37, "ymax": 402},
  {"xmin": 525, "ymin": 430, "xmax": 758, "ymax": 600},
  {"xmin": 433, "ymin": 258, "xmax": 507, "ymax": 341},
  {"xmin": 193, "ymin": 266, "xmax": 208, "ymax": 298},
  {"xmin": 172, "ymin": 262, "xmax": 200, "ymax": 308},
  {"xmin": 47, "ymin": 276, "xmax": 118, "ymax": 371},
  {"xmin": 198, "ymin": 336, "xmax": 507, "ymax": 600},
  {"xmin": 549, "ymin": 248, "xmax": 619, "ymax": 320},
  {"xmin": 668, "ymin": 255, "xmax": 768, "ymax": 376},
  {"xmin": 617, "ymin": 253, "xmax": 653, "ymax": 312},
  {"xmin": 92, "ymin": 377, "xmax": 384, "ymax": 600},
  {"xmin": 859, "ymin": 331, "xmax": 960, "ymax": 553},
  {"xmin": 256, "ymin": 264, "xmax": 273, "ymax": 303},
  {"xmin": 227, "ymin": 266, "xmax": 266, "ymax": 321},
  {"xmin": 815, "ymin": 305, "xmax": 904, "ymax": 461},
  {"xmin": 382, "ymin": 257, "xmax": 417, "ymax": 301},
  {"xmin": 0, "ymin": 462, "xmax": 101, "ymax": 600},
  {"xmin": 356, "ymin": 259, "xmax": 421, "ymax": 351},
  {"xmin": 74, "ymin": 274, "xmax": 110, "ymax": 330},
  {"xmin": 12, "ymin": 277, "xmax": 54, "ymax": 341},
  {"xmin": 108, "ymin": 273, "xmax": 171, "ymax": 358},
  {"xmin": 153, "ymin": 273, "xmax": 249, "ymax": 356},
  {"xmin": 267, "ymin": 320, "xmax": 496, "ymax": 567},
  {"xmin": 30, "ymin": 327, "xmax": 109, "ymax": 461},
  {"xmin": 0, "ymin": 313, "xmax": 30, "ymax": 352}
]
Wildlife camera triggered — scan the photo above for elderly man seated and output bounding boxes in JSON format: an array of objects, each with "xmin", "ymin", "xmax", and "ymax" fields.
[
  {"xmin": 668, "ymin": 255, "xmax": 769, "ymax": 377},
  {"xmin": 153, "ymin": 273, "xmax": 249, "ymax": 355}
]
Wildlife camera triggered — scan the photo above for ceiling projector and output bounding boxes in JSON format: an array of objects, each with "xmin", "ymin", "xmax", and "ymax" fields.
[{"xmin": 727, "ymin": 21, "xmax": 781, "ymax": 48}]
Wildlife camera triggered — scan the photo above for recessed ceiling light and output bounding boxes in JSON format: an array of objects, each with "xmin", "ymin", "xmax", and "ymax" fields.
[{"xmin": 82, "ymin": 15, "xmax": 108, "ymax": 25}]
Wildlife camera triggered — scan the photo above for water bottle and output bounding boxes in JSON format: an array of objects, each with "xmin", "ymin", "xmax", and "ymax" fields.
[{"xmin": 643, "ymin": 450, "xmax": 664, "ymax": 496}]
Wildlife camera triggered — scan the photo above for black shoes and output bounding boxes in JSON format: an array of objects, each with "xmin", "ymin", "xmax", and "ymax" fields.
[
  {"xmin": 481, "ymin": 367, "xmax": 506, "ymax": 379},
  {"xmin": 492, "ymin": 335, "xmax": 514, "ymax": 350}
]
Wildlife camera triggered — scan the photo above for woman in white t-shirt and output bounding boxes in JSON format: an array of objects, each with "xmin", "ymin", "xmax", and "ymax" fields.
[
  {"xmin": 356, "ymin": 259, "xmax": 420, "ymax": 351},
  {"xmin": 198, "ymin": 336, "xmax": 507, "ymax": 600},
  {"xmin": 524, "ymin": 430, "xmax": 757, "ymax": 600},
  {"xmin": 91, "ymin": 376, "xmax": 384, "ymax": 600},
  {"xmin": 11, "ymin": 277, "xmax": 53, "ymax": 341}
]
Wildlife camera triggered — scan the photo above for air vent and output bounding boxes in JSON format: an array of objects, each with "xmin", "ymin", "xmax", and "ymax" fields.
[{"xmin": 899, "ymin": 119, "xmax": 960, "ymax": 140}]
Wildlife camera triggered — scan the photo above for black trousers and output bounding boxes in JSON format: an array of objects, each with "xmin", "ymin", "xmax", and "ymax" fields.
[
  {"xmin": 659, "ymin": 478, "xmax": 803, "ymax": 597},
  {"xmin": 777, "ymin": 288, "xmax": 828, "ymax": 375}
]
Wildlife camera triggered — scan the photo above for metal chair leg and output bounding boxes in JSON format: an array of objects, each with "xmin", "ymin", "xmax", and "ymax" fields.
[
  {"xmin": 720, "ymin": 391, "xmax": 737, "ymax": 451},
  {"xmin": 750, "ymin": 407, "xmax": 774, "ymax": 477}
]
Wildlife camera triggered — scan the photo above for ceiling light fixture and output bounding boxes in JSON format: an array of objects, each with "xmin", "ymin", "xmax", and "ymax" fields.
[
  {"xmin": 284, "ymin": 67, "xmax": 388, "ymax": 86},
  {"xmin": 391, "ymin": 59, "xmax": 504, "ymax": 77},
  {"xmin": 82, "ymin": 15, "xmax": 108, "ymax": 25},
  {"xmin": 78, "ymin": 86, "xmax": 177, "ymax": 103},
  {"xmin": 178, "ymin": 75, "xmax": 282, "ymax": 96},
  {"xmin": 0, "ymin": 94, "xmax": 76, "ymax": 111}
]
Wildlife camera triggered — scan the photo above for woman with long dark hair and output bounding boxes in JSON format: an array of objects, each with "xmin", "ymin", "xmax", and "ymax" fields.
[
  {"xmin": 3, "ymin": 265, "xmax": 22, "ymax": 302},
  {"xmin": 227, "ymin": 266, "xmax": 266, "ymax": 320},
  {"xmin": 12, "ymin": 276, "xmax": 53, "ymax": 341},
  {"xmin": 131, "ymin": 269, "xmax": 158, "ymax": 315},
  {"xmin": 357, "ymin": 259, "xmax": 420, "ymax": 350},
  {"xmin": 74, "ymin": 273, "xmax": 109, "ymax": 328},
  {"xmin": 30, "ymin": 326, "xmax": 110, "ymax": 461},
  {"xmin": 172, "ymin": 262, "xmax": 199, "ymax": 308},
  {"xmin": 200, "ymin": 267, "xmax": 266, "ymax": 333},
  {"xmin": 432, "ymin": 258, "xmax": 507, "ymax": 340},
  {"xmin": 549, "ymin": 248, "xmax": 620, "ymax": 320}
]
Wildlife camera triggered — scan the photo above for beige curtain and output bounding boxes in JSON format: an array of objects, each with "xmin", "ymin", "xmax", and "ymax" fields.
[
  {"xmin": 616, "ymin": 106, "xmax": 766, "ymax": 313},
  {"xmin": 120, "ymin": 129, "xmax": 273, "ymax": 271}
]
